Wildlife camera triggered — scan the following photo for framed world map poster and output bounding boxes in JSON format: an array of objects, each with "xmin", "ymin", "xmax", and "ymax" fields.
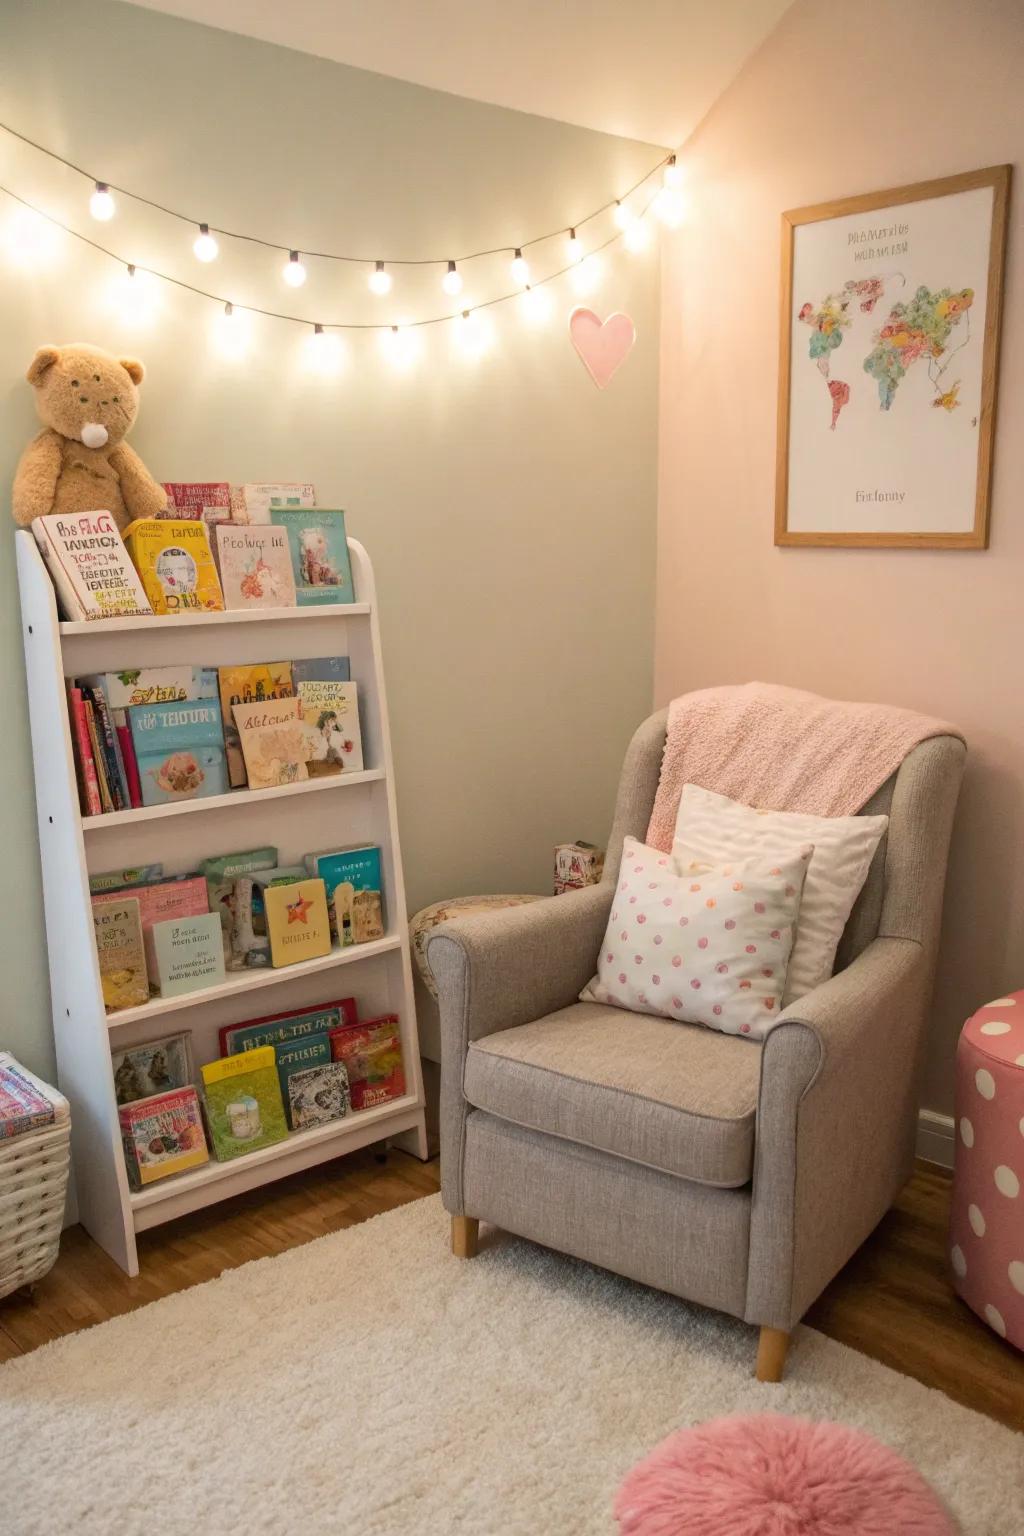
[{"xmin": 775, "ymin": 166, "xmax": 1010, "ymax": 548}]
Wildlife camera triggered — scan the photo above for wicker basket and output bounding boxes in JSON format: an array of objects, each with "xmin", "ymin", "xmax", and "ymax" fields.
[{"xmin": 0, "ymin": 1054, "xmax": 71, "ymax": 1301}]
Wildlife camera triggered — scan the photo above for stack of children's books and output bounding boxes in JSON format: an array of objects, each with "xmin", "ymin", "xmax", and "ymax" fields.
[
  {"xmin": 113, "ymin": 991, "xmax": 406, "ymax": 1188},
  {"xmin": 32, "ymin": 491, "xmax": 358, "ymax": 622},
  {"xmin": 90, "ymin": 840, "xmax": 386, "ymax": 1013},
  {"xmin": 67, "ymin": 653, "xmax": 362, "ymax": 815}
]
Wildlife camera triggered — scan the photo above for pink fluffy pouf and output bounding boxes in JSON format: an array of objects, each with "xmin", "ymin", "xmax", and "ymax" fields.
[{"xmin": 614, "ymin": 1414, "xmax": 958, "ymax": 1536}]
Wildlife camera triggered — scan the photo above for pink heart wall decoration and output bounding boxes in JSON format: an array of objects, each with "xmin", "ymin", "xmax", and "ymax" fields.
[{"xmin": 569, "ymin": 307, "xmax": 636, "ymax": 389}]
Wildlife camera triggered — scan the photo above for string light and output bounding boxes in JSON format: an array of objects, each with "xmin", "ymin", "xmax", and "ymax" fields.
[
  {"xmin": 282, "ymin": 250, "xmax": 307, "ymax": 287},
  {"xmin": 380, "ymin": 323, "xmax": 419, "ymax": 369},
  {"xmin": 520, "ymin": 284, "xmax": 552, "ymax": 324},
  {"xmin": 623, "ymin": 217, "xmax": 650, "ymax": 253},
  {"xmin": 566, "ymin": 228, "xmax": 583, "ymax": 263},
  {"xmin": 663, "ymin": 155, "xmax": 684, "ymax": 189},
  {"xmin": 3, "ymin": 204, "xmax": 58, "ymax": 267},
  {"xmin": 193, "ymin": 223, "xmax": 219, "ymax": 262},
  {"xmin": 213, "ymin": 300, "xmax": 250, "ymax": 359},
  {"xmin": 89, "ymin": 181, "xmax": 114, "ymax": 221},
  {"xmin": 112, "ymin": 262, "xmax": 159, "ymax": 326},
  {"xmin": 613, "ymin": 201, "xmax": 631, "ymax": 231},
  {"xmin": 368, "ymin": 259, "xmax": 392, "ymax": 295},
  {"xmin": 510, "ymin": 248, "xmax": 530, "ymax": 286},
  {"xmin": 455, "ymin": 308, "xmax": 491, "ymax": 359},
  {"xmin": 304, "ymin": 321, "xmax": 345, "ymax": 375},
  {"xmin": 442, "ymin": 259, "xmax": 463, "ymax": 297},
  {"xmin": 653, "ymin": 187, "xmax": 685, "ymax": 228}
]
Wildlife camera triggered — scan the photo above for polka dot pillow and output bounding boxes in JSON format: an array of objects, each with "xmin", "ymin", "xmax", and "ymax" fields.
[{"xmin": 581, "ymin": 835, "xmax": 812, "ymax": 1040}]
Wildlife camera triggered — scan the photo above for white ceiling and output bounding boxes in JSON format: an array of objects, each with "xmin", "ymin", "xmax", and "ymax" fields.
[{"xmin": 123, "ymin": 0, "xmax": 791, "ymax": 147}]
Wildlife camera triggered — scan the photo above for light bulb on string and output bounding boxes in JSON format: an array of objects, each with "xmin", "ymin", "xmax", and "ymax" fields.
[
  {"xmin": 380, "ymin": 323, "xmax": 419, "ymax": 369},
  {"xmin": 442, "ymin": 260, "xmax": 463, "ymax": 297},
  {"xmin": 663, "ymin": 155, "xmax": 684, "ymax": 189},
  {"xmin": 454, "ymin": 308, "xmax": 491, "ymax": 360},
  {"xmin": 520, "ymin": 283, "xmax": 552, "ymax": 325},
  {"xmin": 111, "ymin": 262, "xmax": 159, "ymax": 327},
  {"xmin": 653, "ymin": 188, "xmax": 685, "ymax": 229},
  {"xmin": 510, "ymin": 248, "xmax": 530, "ymax": 287},
  {"xmin": 369, "ymin": 260, "xmax": 392, "ymax": 295},
  {"xmin": 193, "ymin": 223, "xmax": 219, "ymax": 262},
  {"xmin": 3, "ymin": 205, "xmax": 59, "ymax": 268},
  {"xmin": 613, "ymin": 200, "xmax": 631, "ymax": 231},
  {"xmin": 566, "ymin": 228, "xmax": 583, "ymax": 263},
  {"xmin": 623, "ymin": 216, "xmax": 650, "ymax": 253},
  {"xmin": 283, "ymin": 250, "xmax": 307, "ymax": 287},
  {"xmin": 89, "ymin": 182, "xmax": 115, "ymax": 221},
  {"xmin": 304, "ymin": 322, "xmax": 345, "ymax": 376},
  {"xmin": 213, "ymin": 301, "xmax": 251, "ymax": 360},
  {"xmin": 571, "ymin": 253, "xmax": 601, "ymax": 297}
]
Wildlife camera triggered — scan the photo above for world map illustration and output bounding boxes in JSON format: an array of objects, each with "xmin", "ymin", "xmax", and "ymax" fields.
[{"xmin": 797, "ymin": 278, "xmax": 975, "ymax": 430}]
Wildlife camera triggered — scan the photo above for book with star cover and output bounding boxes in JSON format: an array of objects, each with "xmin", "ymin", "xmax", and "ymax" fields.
[{"xmin": 263, "ymin": 877, "xmax": 332, "ymax": 967}]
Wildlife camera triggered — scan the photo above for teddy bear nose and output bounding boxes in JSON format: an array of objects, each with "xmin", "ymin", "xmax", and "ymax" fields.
[{"xmin": 81, "ymin": 422, "xmax": 109, "ymax": 449}]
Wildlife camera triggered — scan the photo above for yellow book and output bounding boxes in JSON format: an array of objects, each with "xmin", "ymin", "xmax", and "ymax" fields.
[
  {"xmin": 123, "ymin": 518, "xmax": 225, "ymax": 615},
  {"xmin": 263, "ymin": 878, "xmax": 332, "ymax": 967}
]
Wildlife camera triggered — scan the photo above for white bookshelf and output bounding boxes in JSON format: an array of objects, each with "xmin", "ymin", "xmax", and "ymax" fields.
[{"xmin": 16, "ymin": 530, "xmax": 428, "ymax": 1276}]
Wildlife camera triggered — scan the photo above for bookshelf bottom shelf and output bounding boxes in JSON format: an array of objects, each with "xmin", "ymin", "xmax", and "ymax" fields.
[{"xmin": 130, "ymin": 1094, "xmax": 425, "ymax": 1231}]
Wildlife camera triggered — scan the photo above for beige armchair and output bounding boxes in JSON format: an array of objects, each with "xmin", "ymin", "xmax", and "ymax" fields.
[{"xmin": 428, "ymin": 709, "xmax": 965, "ymax": 1381}]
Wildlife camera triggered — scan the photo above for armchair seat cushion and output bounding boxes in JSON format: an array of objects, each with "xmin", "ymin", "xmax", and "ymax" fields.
[{"xmin": 463, "ymin": 1002, "xmax": 760, "ymax": 1188}]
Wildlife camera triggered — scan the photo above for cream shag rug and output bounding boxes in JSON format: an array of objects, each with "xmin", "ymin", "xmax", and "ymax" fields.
[{"xmin": 1, "ymin": 1195, "xmax": 1020, "ymax": 1535}]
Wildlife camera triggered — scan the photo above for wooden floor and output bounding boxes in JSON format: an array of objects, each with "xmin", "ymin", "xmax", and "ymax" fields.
[{"xmin": 1, "ymin": 1154, "xmax": 1021, "ymax": 1431}]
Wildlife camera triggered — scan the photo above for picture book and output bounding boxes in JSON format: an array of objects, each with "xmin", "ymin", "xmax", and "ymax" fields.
[
  {"xmin": 161, "ymin": 482, "xmax": 233, "ymax": 522},
  {"xmin": 129, "ymin": 697, "xmax": 228, "ymax": 806},
  {"xmin": 82, "ymin": 684, "xmax": 128, "ymax": 810},
  {"xmin": 119, "ymin": 1086, "xmax": 208, "ymax": 1188},
  {"xmin": 199, "ymin": 846, "xmax": 278, "ymax": 969},
  {"xmin": 32, "ymin": 511, "xmax": 153, "ymax": 622},
  {"xmin": 151, "ymin": 912, "xmax": 225, "ymax": 998},
  {"xmin": 215, "ymin": 525, "xmax": 297, "ymax": 610},
  {"xmin": 287, "ymin": 1061, "xmax": 351, "ymax": 1131},
  {"xmin": 218, "ymin": 998, "xmax": 356, "ymax": 1057},
  {"xmin": 232, "ymin": 483, "xmax": 316, "ymax": 523},
  {"xmin": 274, "ymin": 1032, "xmax": 332, "ymax": 1126},
  {"xmin": 230, "ymin": 876, "xmax": 273, "ymax": 970},
  {"xmin": 84, "ymin": 666, "xmax": 219, "ymax": 709},
  {"xmin": 217, "ymin": 662, "xmax": 294, "ymax": 787},
  {"xmin": 123, "ymin": 518, "xmax": 225, "ymax": 614},
  {"xmin": 297, "ymin": 679, "xmax": 363, "ymax": 776},
  {"xmin": 69, "ymin": 686, "xmax": 102, "ymax": 816},
  {"xmin": 85, "ymin": 699, "xmax": 113, "ymax": 813},
  {"xmin": 0, "ymin": 1058, "xmax": 56, "ymax": 1140},
  {"xmin": 89, "ymin": 864, "xmax": 164, "ymax": 894},
  {"xmin": 111, "ymin": 1032, "xmax": 193, "ymax": 1107},
  {"xmin": 232, "ymin": 694, "xmax": 309, "ymax": 790},
  {"xmin": 113, "ymin": 711, "xmax": 142, "ymax": 808},
  {"xmin": 263, "ymin": 878, "xmax": 332, "ymax": 967},
  {"xmin": 92, "ymin": 896, "xmax": 149, "ymax": 1012},
  {"xmin": 270, "ymin": 509, "xmax": 355, "ymax": 606},
  {"xmin": 290, "ymin": 655, "xmax": 351, "ymax": 686},
  {"xmin": 305, "ymin": 844, "xmax": 384, "ymax": 944},
  {"xmin": 94, "ymin": 875, "xmax": 209, "ymax": 978},
  {"xmin": 200, "ymin": 1046, "xmax": 288, "ymax": 1161},
  {"xmin": 329, "ymin": 1015, "xmax": 406, "ymax": 1110}
]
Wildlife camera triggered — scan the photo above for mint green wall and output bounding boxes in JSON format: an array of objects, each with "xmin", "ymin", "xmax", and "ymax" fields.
[{"xmin": 0, "ymin": 0, "xmax": 659, "ymax": 1079}]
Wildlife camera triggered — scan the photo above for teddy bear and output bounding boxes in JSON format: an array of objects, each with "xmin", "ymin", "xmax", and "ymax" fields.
[{"xmin": 12, "ymin": 342, "xmax": 166, "ymax": 533}]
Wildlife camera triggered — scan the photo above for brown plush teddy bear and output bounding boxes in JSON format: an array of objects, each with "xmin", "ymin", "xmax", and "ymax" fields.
[{"xmin": 12, "ymin": 342, "xmax": 166, "ymax": 533}]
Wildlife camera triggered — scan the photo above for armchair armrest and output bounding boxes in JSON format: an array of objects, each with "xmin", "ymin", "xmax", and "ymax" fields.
[
  {"xmin": 428, "ymin": 883, "xmax": 612, "ymax": 1214},
  {"xmin": 745, "ymin": 936, "xmax": 930, "ymax": 1330}
]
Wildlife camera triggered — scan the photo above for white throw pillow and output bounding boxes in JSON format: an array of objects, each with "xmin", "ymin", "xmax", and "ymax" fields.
[
  {"xmin": 581, "ymin": 836, "xmax": 810, "ymax": 1040},
  {"xmin": 672, "ymin": 785, "xmax": 888, "ymax": 1006}
]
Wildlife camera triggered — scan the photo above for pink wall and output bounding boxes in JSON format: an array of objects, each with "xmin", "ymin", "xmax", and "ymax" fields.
[{"xmin": 656, "ymin": 0, "xmax": 1023, "ymax": 1116}]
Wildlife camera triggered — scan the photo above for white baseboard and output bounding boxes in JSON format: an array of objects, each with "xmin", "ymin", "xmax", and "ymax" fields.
[{"xmin": 916, "ymin": 1109, "xmax": 955, "ymax": 1169}]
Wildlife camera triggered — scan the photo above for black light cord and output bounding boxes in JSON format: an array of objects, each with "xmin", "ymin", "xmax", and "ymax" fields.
[{"xmin": 0, "ymin": 118, "xmax": 673, "ymax": 266}]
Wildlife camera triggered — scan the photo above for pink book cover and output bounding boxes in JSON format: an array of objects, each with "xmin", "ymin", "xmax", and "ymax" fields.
[
  {"xmin": 69, "ymin": 686, "xmax": 102, "ymax": 816},
  {"xmin": 93, "ymin": 875, "xmax": 209, "ymax": 974},
  {"xmin": 161, "ymin": 482, "xmax": 232, "ymax": 520},
  {"xmin": 114, "ymin": 715, "xmax": 143, "ymax": 808}
]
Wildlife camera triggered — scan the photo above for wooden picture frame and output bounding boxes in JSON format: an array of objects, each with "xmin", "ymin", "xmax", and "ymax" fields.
[{"xmin": 775, "ymin": 165, "xmax": 1010, "ymax": 549}]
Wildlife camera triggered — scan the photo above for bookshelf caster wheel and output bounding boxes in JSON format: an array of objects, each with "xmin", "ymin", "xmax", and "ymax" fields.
[{"xmin": 374, "ymin": 1139, "xmax": 390, "ymax": 1165}]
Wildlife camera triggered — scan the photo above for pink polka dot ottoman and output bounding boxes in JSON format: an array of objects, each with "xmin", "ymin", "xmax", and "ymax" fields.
[{"xmin": 950, "ymin": 989, "xmax": 1024, "ymax": 1349}]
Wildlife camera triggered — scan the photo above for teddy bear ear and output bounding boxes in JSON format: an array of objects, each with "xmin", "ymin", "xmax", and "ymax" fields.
[
  {"xmin": 26, "ymin": 347, "xmax": 61, "ymax": 386},
  {"xmin": 119, "ymin": 357, "xmax": 145, "ymax": 386}
]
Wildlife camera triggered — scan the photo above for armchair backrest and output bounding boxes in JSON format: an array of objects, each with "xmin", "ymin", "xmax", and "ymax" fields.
[{"xmin": 604, "ymin": 709, "xmax": 965, "ymax": 973}]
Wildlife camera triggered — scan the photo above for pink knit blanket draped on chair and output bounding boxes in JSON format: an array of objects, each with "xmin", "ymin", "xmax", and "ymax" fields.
[{"xmin": 645, "ymin": 682, "xmax": 962, "ymax": 853}]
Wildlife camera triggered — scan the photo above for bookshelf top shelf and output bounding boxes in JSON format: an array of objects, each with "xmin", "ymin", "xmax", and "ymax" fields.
[{"xmin": 58, "ymin": 601, "xmax": 371, "ymax": 635}]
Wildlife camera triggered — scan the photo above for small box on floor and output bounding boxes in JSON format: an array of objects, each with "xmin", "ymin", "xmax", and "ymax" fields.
[{"xmin": 554, "ymin": 841, "xmax": 605, "ymax": 894}]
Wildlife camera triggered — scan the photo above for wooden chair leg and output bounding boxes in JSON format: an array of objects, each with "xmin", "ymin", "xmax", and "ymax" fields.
[
  {"xmin": 755, "ymin": 1326, "xmax": 790, "ymax": 1383},
  {"xmin": 451, "ymin": 1215, "xmax": 479, "ymax": 1258}
]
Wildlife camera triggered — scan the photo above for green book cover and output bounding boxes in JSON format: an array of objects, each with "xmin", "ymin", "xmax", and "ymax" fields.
[
  {"xmin": 200, "ymin": 1046, "xmax": 288, "ymax": 1161},
  {"xmin": 151, "ymin": 912, "xmax": 225, "ymax": 997},
  {"xmin": 269, "ymin": 509, "xmax": 354, "ymax": 606},
  {"xmin": 275, "ymin": 1033, "xmax": 332, "ymax": 1128}
]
